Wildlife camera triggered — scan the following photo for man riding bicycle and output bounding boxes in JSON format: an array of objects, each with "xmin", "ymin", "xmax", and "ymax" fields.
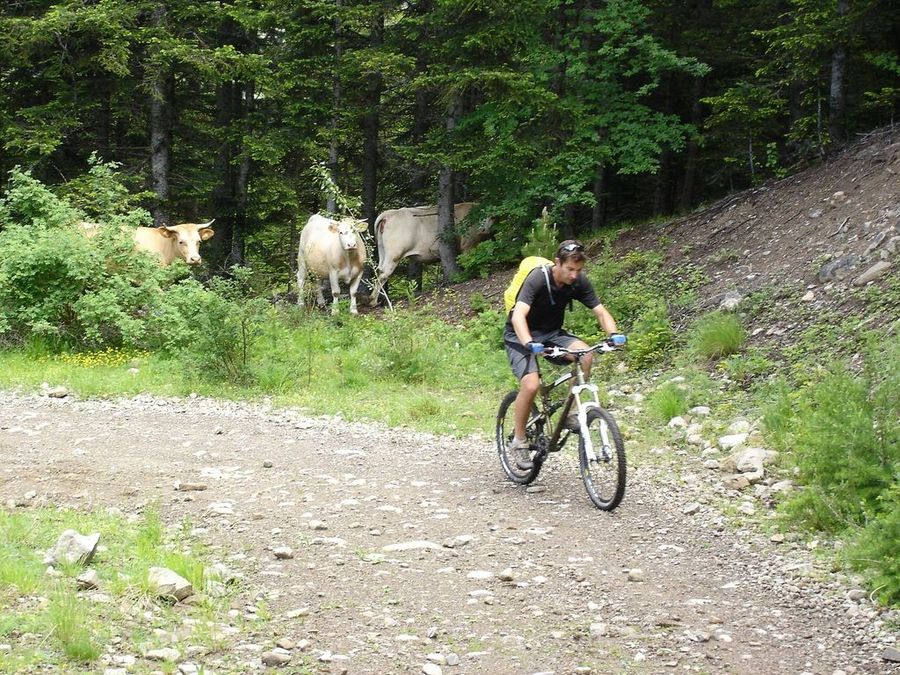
[{"xmin": 505, "ymin": 239, "xmax": 625, "ymax": 469}]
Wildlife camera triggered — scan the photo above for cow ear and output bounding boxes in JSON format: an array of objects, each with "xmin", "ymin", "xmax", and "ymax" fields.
[
  {"xmin": 157, "ymin": 226, "xmax": 177, "ymax": 238},
  {"xmin": 199, "ymin": 227, "xmax": 215, "ymax": 241},
  {"xmin": 354, "ymin": 219, "xmax": 368, "ymax": 232}
]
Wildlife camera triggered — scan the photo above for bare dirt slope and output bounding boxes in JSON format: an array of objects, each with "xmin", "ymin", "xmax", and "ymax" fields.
[
  {"xmin": 2, "ymin": 392, "xmax": 897, "ymax": 674},
  {"xmin": 421, "ymin": 126, "xmax": 898, "ymax": 325}
]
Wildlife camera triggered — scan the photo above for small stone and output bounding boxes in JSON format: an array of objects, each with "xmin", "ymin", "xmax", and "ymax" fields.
[
  {"xmin": 213, "ymin": 426, "xmax": 224, "ymax": 435},
  {"xmin": 853, "ymin": 261, "xmax": 891, "ymax": 286},
  {"xmin": 881, "ymin": 646, "xmax": 900, "ymax": 662},
  {"xmin": 45, "ymin": 385, "xmax": 69, "ymax": 398},
  {"xmin": 847, "ymin": 589, "xmax": 866, "ymax": 602},
  {"xmin": 725, "ymin": 475, "xmax": 750, "ymax": 491},
  {"xmin": 263, "ymin": 460, "xmax": 274, "ymax": 468},
  {"xmin": 382, "ymin": 540, "xmax": 440, "ymax": 552},
  {"xmin": 147, "ymin": 567, "xmax": 193, "ymax": 601},
  {"xmin": 285, "ymin": 607, "xmax": 310, "ymax": 618},
  {"xmin": 178, "ymin": 664, "xmax": 199, "ymax": 675},
  {"xmin": 498, "ymin": 567, "xmax": 515, "ymax": 581},
  {"xmin": 175, "ymin": 482, "xmax": 207, "ymax": 492},
  {"xmin": 668, "ymin": 416, "xmax": 688, "ymax": 428},
  {"xmin": 426, "ymin": 652, "xmax": 446, "ymax": 664},
  {"xmin": 273, "ymin": 547, "xmax": 294, "ymax": 560},
  {"xmin": 76, "ymin": 569, "xmax": 99, "ymax": 590},
  {"xmin": 688, "ymin": 406, "xmax": 711, "ymax": 416},
  {"xmin": 770, "ymin": 533, "xmax": 785, "ymax": 544},
  {"xmin": 145, "ymin": 647, "xmax": 180, "ymax": 662},
  {"xmin": 308, "ymin": 520, "xmax": 328, "ymax": 531},
  {"xmin": 627, "ymin": 568, "xmax": 644, "ymax": 582},
  {"xmin": 525, "ymin": 485, "xmax": 546, "ymax": 494},
  {"xmin": 719, "ymin": 291, "xmax": 742, "ymax": 311},
  {"xmin": 445, "ymin": 653, "xmax": 460, "ymax": 666},
  {"xmin": 262, "ymin": 649, "xmax": 292, "ymax": 667},
  {"xmin": 682, "ymin": 502, "xmax": 701, "ymax": 515},
  {"xmin": 590, "ymin": 622, "xmax": 608, "ymax": 637},
  {"xmin": 801, "ymin": 290, "xmax": 815, "ymax": 302},
  {"xmin": 738, "ymin": 502, "xmax": 755, "ymax": 516},
  {"xmin": 703, "ymin": 459, "xmax": 720, "ymax": 470},
  {"xmin": 467, "ymin": 570, "xmax": 493, "ymax": 580},
  {"xmin": 423, "ymin": 663, "xmax": 442, "ymax": 675},
  {"xmin": 276, "ymin": 637, "xmax": 295, "ymax": 650}
]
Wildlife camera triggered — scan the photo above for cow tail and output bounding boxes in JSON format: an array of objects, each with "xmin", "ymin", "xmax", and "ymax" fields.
[{"xmin": 374, "ymin": 215, "xmax": 386, "ymax": 273}]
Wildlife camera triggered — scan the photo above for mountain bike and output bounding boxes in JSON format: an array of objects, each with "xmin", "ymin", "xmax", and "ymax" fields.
[{"xmin": 496, "ymin": 339, "xmax": 626, "ymax": 510}]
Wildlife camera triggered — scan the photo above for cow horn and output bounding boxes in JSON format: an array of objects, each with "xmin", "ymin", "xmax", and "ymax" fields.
[{"xmin": 202, "ymin": 219, "xmax": 215, "ymax": 227}]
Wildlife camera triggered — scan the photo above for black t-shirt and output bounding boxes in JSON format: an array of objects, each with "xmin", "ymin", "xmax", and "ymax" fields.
[{"xmin": 504, "ymin": 265, "xmax": 601, "ymax": 339}]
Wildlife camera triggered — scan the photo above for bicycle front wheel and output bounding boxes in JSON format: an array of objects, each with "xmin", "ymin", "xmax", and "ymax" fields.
[
  {"xmin": 578, "ymin": 408, "xmax": 626, "ymax": 510},
  {"xmin": 496, "ymin": 390, "xmax": 542, "ymax": 485}
]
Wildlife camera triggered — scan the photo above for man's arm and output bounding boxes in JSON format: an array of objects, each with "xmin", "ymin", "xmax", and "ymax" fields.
[
  {"xmin": 592, "ymin": 302, "xmax": 618, "ymax": 336},
  {"xmin": 511, "ymin": 301, "xmax": 534, "ymax": 346}
]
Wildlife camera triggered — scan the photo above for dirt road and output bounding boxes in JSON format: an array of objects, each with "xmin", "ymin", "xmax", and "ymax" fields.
[{"xmin": 1, "ymin": 391, "xmax": 897, "ymax": 674}]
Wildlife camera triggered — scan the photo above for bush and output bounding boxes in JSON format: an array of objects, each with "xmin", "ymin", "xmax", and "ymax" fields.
[
  {"xmin": 625, "ymin": 301, "xmax": 675, "ymax": 368},
  {"xmin": 776, "ymin": 338, "xmax": 899, "ymax": 604},
  {"xmin": 0, "ymin": 168, "xmax": 81, "ymax": 230},
  {"xmin": 689, "ymin": 311, "xmax": 745, "ymax": 359},
  {"xmin": 519, "ymin": 210, "xmax": 558, "ymax": 259},
  {"xmin": 171, "ymin": 269, "xmax": 271, "ymax": 385}
]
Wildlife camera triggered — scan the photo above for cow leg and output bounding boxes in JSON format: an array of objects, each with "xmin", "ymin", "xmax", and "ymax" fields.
[
  {"xmin": 371, "ymin": 256, "xmax": 400, "ymax": 306},
  {"xmin": 316, "ymin": 280, "xmax": 327, "ymax": 309},
  {"xmin": 296, "ymin": 255, "xmax": 307, "ymax": 307},
  {"xmin": 408, "ymin": 259, "xmax": 423, "ymax": 294},
  {"xmin": 328, "ymin": 269, "xmax": 341, "ymax": 315},
  {"xmin": 348, "ymin": 269, "xmax": 363, "ymax": 315}
]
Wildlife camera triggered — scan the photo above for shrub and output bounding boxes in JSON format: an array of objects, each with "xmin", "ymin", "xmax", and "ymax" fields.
[
  {"xmin": 720, "ymin": 349, "xmax": 776, "ymax": 384},
  {"xmin": 0, "ymin": 168, "xmax": 80, "ymax": 230},
  {"xmin": 172, "ymin": 269, "xmax": 271, "ymax": 385},
  {"xmin": 777, "ymin": 338, "xmax": 899, "ymax": 603},
  {"xmin": 56, "ymin": 153, "xmax": 152, "ymax": 223},
  {"xmin": 625, "ymin": 301, "xmax": 675, "ymax": 368},
  {"xmin": 519, "ymin": 210, "xmax": 558, "ymax": 259},
  {"xmin": 690, "ymin": 311, "xmax": 745, "ymax": 359},
  {"xmin": 456, "ymin": 238, "xmax": 518, "ymax": 278},
  {"xmin": 647, "ymin": 382, "xmax": 688, "ymax": 421}
]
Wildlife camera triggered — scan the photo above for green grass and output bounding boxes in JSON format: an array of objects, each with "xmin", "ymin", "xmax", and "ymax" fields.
[
  {"xmin": 0, "ymin": 506, "xmax": 243, "ymax": 671},
  {"xmin": 646, "ymin": 383, "xmax": 688, "ymax": 421},
  {"xmin": 689, "ymin": 311, "xmax": 746, "ymax": 359}
]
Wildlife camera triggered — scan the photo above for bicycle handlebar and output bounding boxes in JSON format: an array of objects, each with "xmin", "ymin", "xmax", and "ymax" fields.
[{"xmin": 543, "ymin": 339, "xmax": 622, "ymax": 359}]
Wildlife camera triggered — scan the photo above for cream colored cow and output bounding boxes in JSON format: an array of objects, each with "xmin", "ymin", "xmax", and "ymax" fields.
[{"xmin": 296, "ymin": 214, "xmax": 368, "ymax": 314}]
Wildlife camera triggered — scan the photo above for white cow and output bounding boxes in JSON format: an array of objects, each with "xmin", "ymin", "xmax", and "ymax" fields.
[
  {"xmin": 371, "ymin": 202, "xmax": 491, "ymax": 302},
  {"xmin": 78, "ymin": 220, "xmax": 215, "ymax": 265},
  {"xmin": 296, "ymin": 214, "xmax": 368, "ymax": 315}
]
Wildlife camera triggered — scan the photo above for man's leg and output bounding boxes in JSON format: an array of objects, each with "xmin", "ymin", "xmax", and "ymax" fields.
[{"xmin": 513, "ymin": 372, "xmax": 540, "ymax": 441}]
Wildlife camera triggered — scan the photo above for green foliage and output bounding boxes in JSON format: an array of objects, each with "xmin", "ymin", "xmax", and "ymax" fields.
[
  {"xmin": 48, "ymin": 587, "xmax": 100, "ymax": 663},
  {"xmin": 647, "ymin": 383, "xmax": 688, "ymax": 421},
  {"xmin": 689, "ymin": 312, "xmax": 746, "ymax": 359},
  {"xmin": 56, "ymin": 154, "xmax": 152, "ymax": 224},
  {"xmin": 844, "ymin": 484, "xmax": 900, "ymax": 606},
  {"xmin": 720, "ymin": 349, "xmax": 776, "ymax": 384},
  {"xmin": 172, "ymin": 268, "xmax": 271, "ymax": 385},
  {"xmin": 456, "ymin": 238, "xmax": 518, "ymax": 278},
  {"xmin": 0, "ymin": 168, "xmax": 80, "ymax": 229},
  {"xmin": 773, "ymin": 338, "xmax": 899, "ymax": 603},
  {"xmin": 0, "ymin": 171, "xmax": 186, "ymax": 349},
  {"xmin": 519, "ymin": 210, "xmax": 558, "ymax": 259},
  {"xmin": 625, "ymin": 301, "xmax": 675, "ymax": 369}
]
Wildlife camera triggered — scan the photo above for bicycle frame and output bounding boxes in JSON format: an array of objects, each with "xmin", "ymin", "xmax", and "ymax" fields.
[{"xmin": 531, "ymin": 343, "xmax": 616, "ymax": 461}]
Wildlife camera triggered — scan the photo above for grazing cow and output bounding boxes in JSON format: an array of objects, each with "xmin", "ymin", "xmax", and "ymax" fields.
[
  {"xmin": 296, "ymin": 214, "xmax": 368, "ymax": 315},
  {"xmin": 371, "ymin": 202, "xmax": 491, "ymax": 302},
  {"xmin": 77, "ymin": 220, "xmax": 215, "ymax": 265}
]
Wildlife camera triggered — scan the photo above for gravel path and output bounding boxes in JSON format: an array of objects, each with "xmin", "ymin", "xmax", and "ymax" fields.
[{"xmin": 1, "ymin": 390, "xmax": 897, "ymax": 674}]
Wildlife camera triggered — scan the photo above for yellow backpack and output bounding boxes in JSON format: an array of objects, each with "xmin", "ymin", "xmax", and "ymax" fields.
[{"xmin": 503, "ymin": 256, "xmax": 554, "ymax": 313}]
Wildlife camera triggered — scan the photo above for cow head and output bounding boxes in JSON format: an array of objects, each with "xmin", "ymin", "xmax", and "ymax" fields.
[
  {"xmin": 328, "ymin": 218, "xmax": 367, "ymax": 251},
  {"xmin": 158, "ymin": 220, "xmax": 215, "ymax": 264}
]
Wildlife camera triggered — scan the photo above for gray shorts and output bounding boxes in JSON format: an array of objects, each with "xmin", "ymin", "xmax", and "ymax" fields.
[{"xmin": 504, "ymin": 330, "xmax": 581, "ymax": 380}]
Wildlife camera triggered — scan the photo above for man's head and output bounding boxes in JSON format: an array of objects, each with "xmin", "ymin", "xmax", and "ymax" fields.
[{"xmin": 553, "ymin": 239, "xmax": 586, "ymax": 285}]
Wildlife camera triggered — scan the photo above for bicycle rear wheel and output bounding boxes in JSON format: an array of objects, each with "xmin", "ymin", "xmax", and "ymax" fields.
[
  {"xmin": 578, "ymin": 408, "xmax": 626, "ymax": 510},
  {"xmin": 496, "ymin": 390, "xmax": 543, "ymax": 485}
]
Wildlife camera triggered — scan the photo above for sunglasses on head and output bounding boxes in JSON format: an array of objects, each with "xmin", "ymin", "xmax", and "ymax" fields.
[{"xmin": 560, "ymin": 243, "xmax": 584, "ymax": 253}]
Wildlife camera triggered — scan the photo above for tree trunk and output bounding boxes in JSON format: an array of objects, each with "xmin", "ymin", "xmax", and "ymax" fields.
[
  {"xmin": 231, "ymin": 82, "xmax": 253, "ymax": 267},
  {"xmin": 361, "ymin": 10, "xmax": 383, "ymax": 231},
  {"xmin": 436, "ymin": 97, "xmax": 462, "ymax": 282},
  {"xmin": 409, "ymin": 88, "xmax": 430, "ymax": 195},
  {"xmin": 829, "ymin": 0, "xmax": 849, "ymax": 146},
  {"xmin": 327, "ymin": 0, "xmax": 342, "ymax": 215},
  {"xmin": 210, "ymin": 80, "xmax": 237, "ymax": 272},
  {"xmin": 591, "ymin": 166, "xmax": 605, "ymax": 230},
  {"xmin": 679, "ymin": 76, "xmax": 703, "ymax": 211},
  {"xmin": 149, "ymin": 4, "xmax": 172, "ymax": 228}
]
